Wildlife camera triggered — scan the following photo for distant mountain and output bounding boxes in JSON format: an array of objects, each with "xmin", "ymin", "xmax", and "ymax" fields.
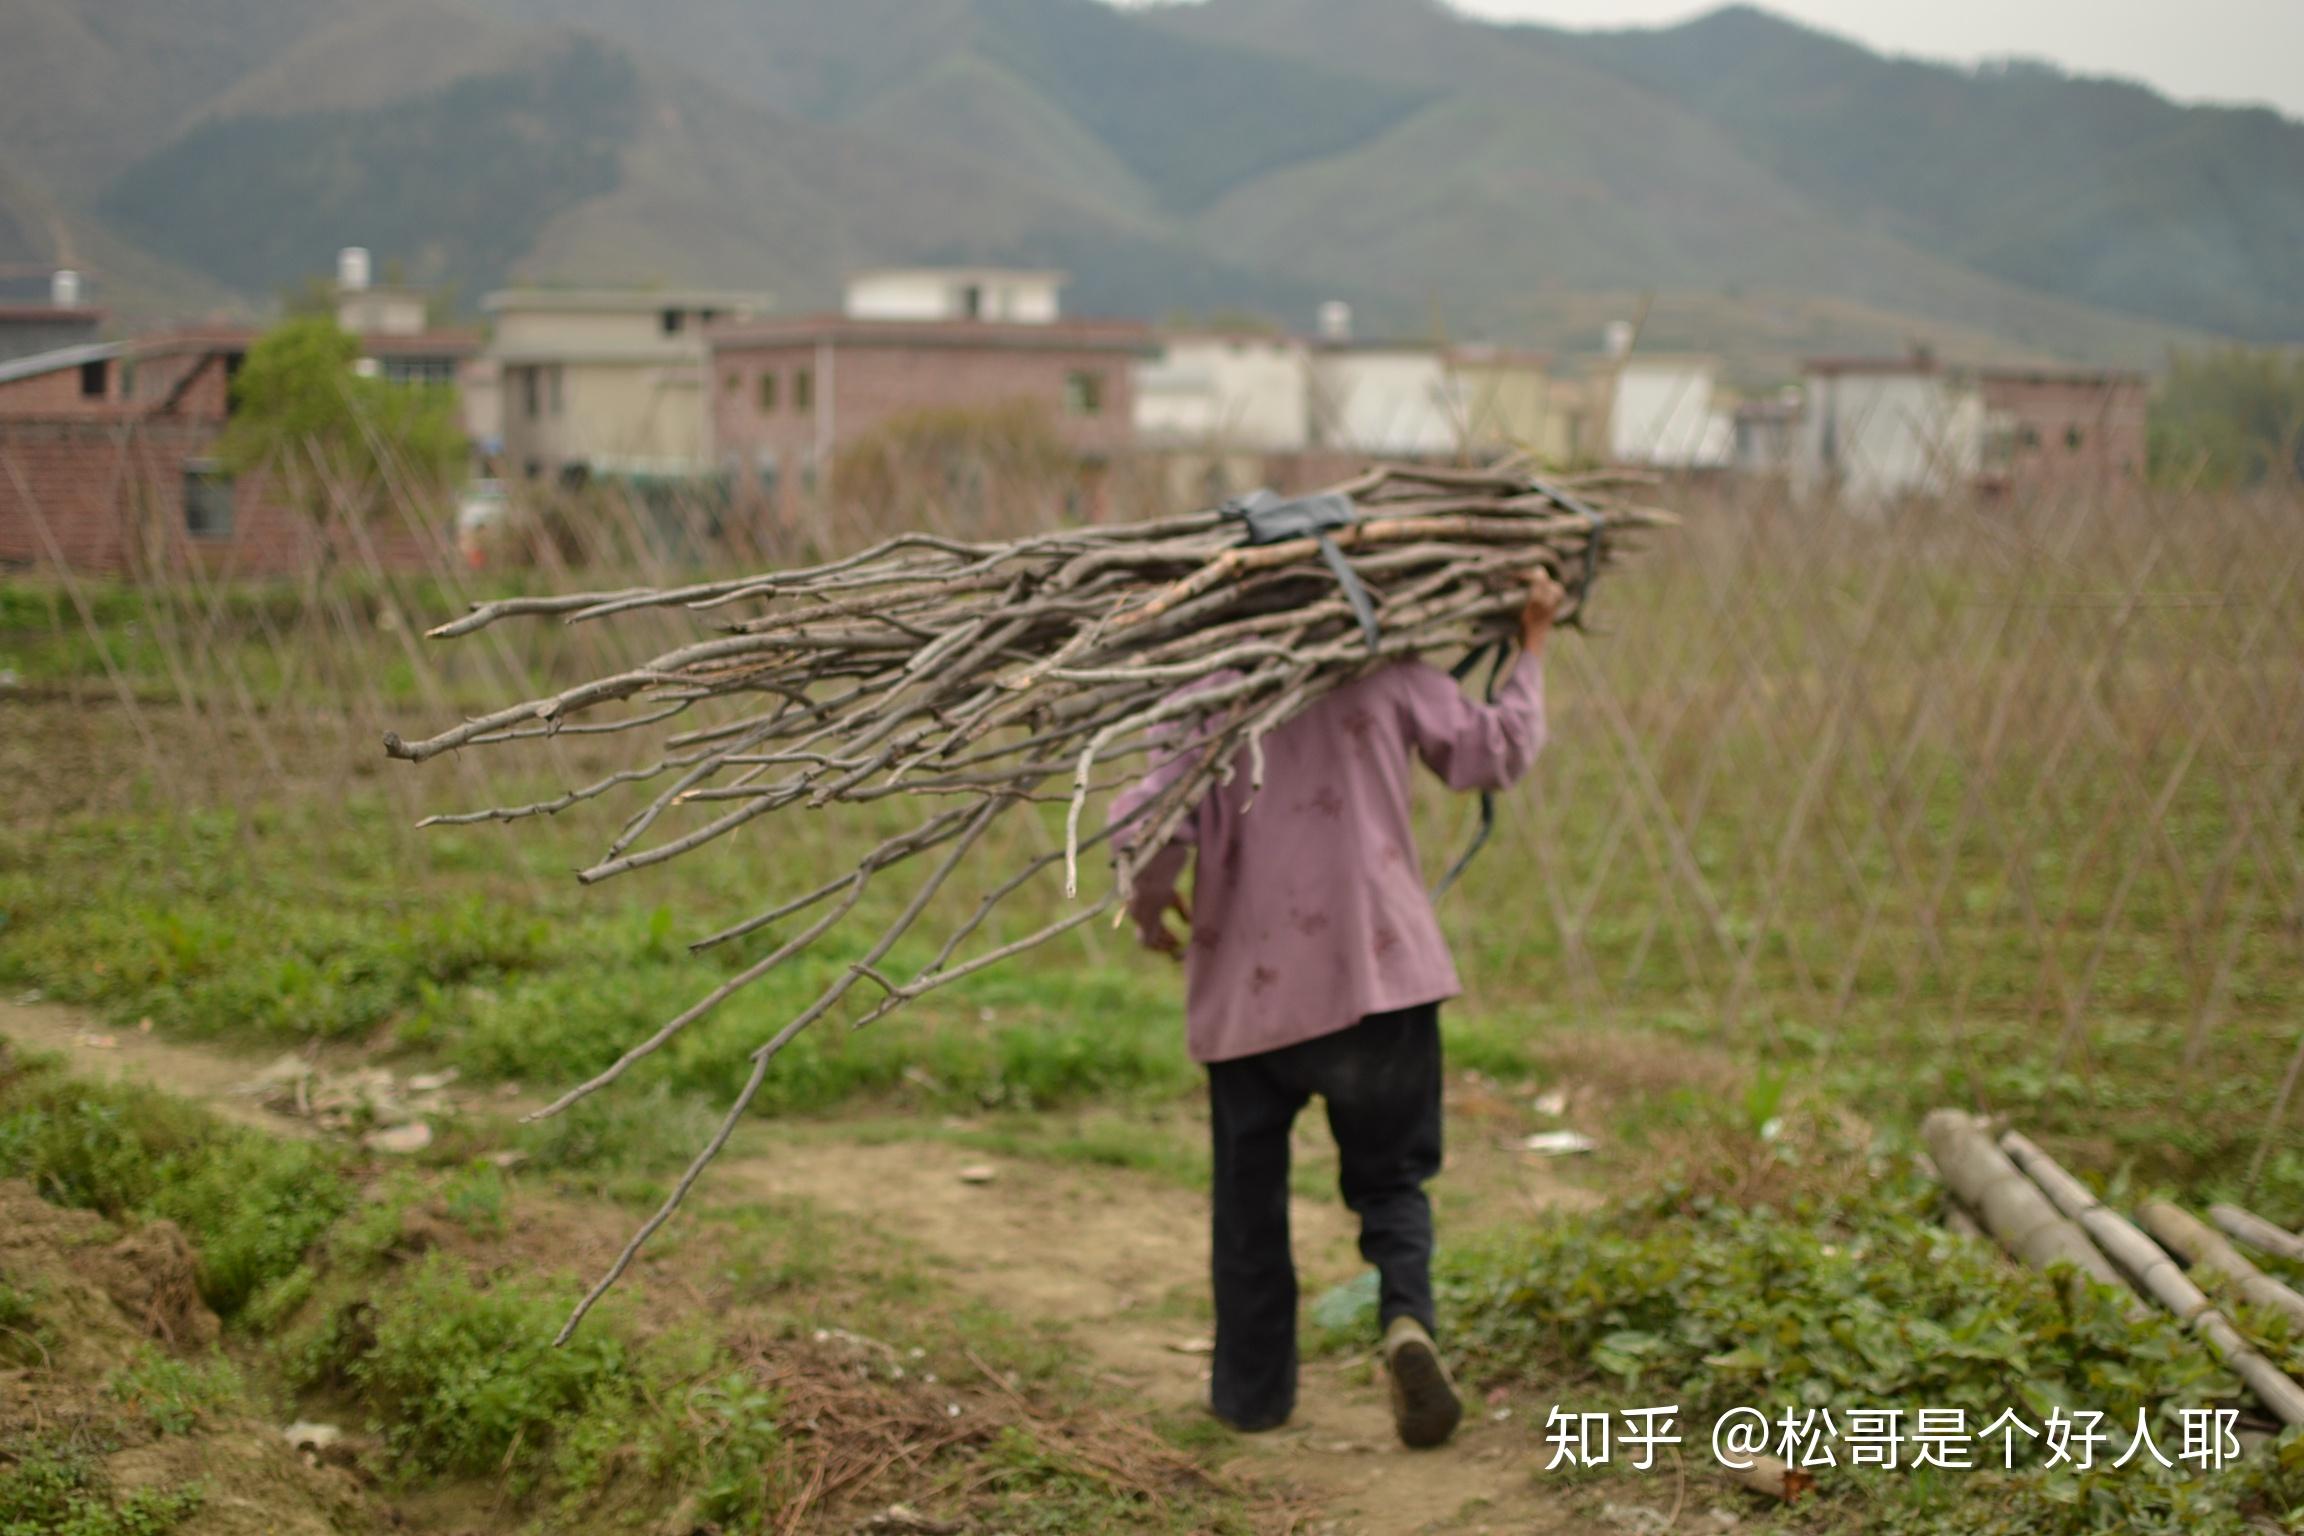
[
  {"xmin": 1546, "ymin": 5, "xmax": 2304, "ymax": 341},
  {"xmin": 0, "ymin": 0, "xmax": 2293, "ymax": 373}
]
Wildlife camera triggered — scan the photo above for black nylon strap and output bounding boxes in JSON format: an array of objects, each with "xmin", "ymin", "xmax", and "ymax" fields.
[
  {"xmin": 1218, "ymin": 489, "xmax": 1381, "ymax": 650},
  {"xmin": 1433, "ymin": 638, "xmax": 1510, "ymax": 898}
]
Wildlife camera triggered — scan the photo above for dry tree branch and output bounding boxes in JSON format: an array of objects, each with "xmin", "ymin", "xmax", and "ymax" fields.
[{"xmin": 391, "ymin": 462, "xmax": 1667, "ymax": 1339}]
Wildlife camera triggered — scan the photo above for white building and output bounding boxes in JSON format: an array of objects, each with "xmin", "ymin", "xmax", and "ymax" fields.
[
  {"xmin": 484, "ymin": 286, "xmax": 769, "ymax": 479},
  {"xmin": 1133, "ymin": 332, "xmax": 1311, "ymax": 453},
  {"xmin": 842, "ymin": 267, "xmax": 1064, "ymax": 325},
  {"xmin": 1308, "ymin": 343, "xmax": 1464, "ymax": 457},
  {"xmin": 1608, "ymin": 355, "xmax": 1733, "ymax": 470},
  {"xmin": 1794, "ymin": 354, "xmax": 1983, "ymax": 506}
]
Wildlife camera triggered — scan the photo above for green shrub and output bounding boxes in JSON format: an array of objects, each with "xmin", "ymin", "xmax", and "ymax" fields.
[
  {"xmin": 0, "ymin": 1442, "xmax": 202, "ymax": 1536},
  {"xmin": 0, "ymin": 1053, "xmax": 351, "ymax": 1319},
  {"xmin": 108, "ymin": 1348, "xmax": 245, "ymax": 1436},
  {"xmin": 331, "ymin": 1255, "xmax": 628, "ymax": 1478}
]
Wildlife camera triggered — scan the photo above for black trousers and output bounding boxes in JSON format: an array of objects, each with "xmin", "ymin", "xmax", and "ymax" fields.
[{"xmin": 1204, "ymin": 1001, "xmax": 1444, "ymax": 1429}]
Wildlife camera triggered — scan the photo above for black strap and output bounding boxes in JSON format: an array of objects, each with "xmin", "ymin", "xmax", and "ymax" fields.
[
  {"xmin": 1432, "ymin": 638, "xmax": 1509, "ymax": 898},
  {"xmin": 1218, "ymin": 490, "xmax": 1381, "ymax": 650}
]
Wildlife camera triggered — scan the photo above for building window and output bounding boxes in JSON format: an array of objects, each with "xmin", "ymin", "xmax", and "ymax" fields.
[
  {"xmin": 521, "ymin": 367, "xmax": 540, "ymax": 419},
  {"xmin": 381, "ymin": 357, "xmax": 458, "ymax": 386},
  {"xmin": 184, "ymin": 462, "xmax": 233, "ymax": 540},
  {"xmin": 1065, "ymin": 370, "xmax": 1104, "ymax": 416},
  {"xmin": 661, "ymin": 308, "xmax": 685, "ymax": 336},
  {"xmin": 80, "ymin": 359, "xmax": 108, "ymax": 398},
  {"xmin": 960, "ymin": 284, "xmax": 984, "ymax": 320},
  {"xmin": 2065, "ymin": 424, "xmax": 2085, "ymax": 452},
  {"xmin": 759, "ymin": 372, "xmax": 778, "ymax": 413},
  {"xmin": 548, "ymin": 364, "xmax": 565, "ymax": 416},
  {"xmin": 724, "ymin": 370, "xmax": 741, "ymax": 394},
  {"xmin": 794, "ymin": 367, "xmax": 814, "ymax": 412}
]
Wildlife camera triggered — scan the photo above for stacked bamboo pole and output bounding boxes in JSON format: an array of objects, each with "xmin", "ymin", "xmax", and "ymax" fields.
[
  {"xmin": 388, "ymin": 463, "xmax": 1668, "ymax": 1335},
  {"xmin": 2211, "ymin": 1205, "xmax": 2304, "ymax": 1266},
  {"xmin": 2139, "ymin": 1203, "xmax": 2304, "ymax": 1331},
  {"xmin": 1925, "ymin": 1110, "xmax": 2304, "ymax": 1427}
]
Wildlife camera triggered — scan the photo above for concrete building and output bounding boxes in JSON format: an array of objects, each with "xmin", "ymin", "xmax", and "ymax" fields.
[
  {"xmin": 1134, "ymin": 331, "xmax": 1311, "ymax": 454},
  {"xmin": 710, "ymin": 269, "xmax": 1150, "ymax": 513},
  {"xmin": 1607, "ymin": 355, "xmax": 1733, "ymax": 470},
  {"xmin": 332, "ymin": 249, "xmax": 493, "ymax": 448},
  {"xmin": 0, "ymin": 271, "xmax": 104, "ymax": 365},
  {"xmin": 1795, "ymin": 353, "xmax": 1984, "ymax": 506},
  {"xmin": 484, "ymin": 285, "xmax": 769, "ymax": 481},
  {"xmin": 843, "ymin": 267, "xmax": 1064, "ymax": 325},
  {"xmin": 1731, "ymin": 390, "xmax": 1803, "ymax": 479},
  {"xmin": 1977, "ymin": 366, "xmax": 2149, "ymax": 497},
  {"xmin": 1308, "ymin": 342, "xmax": 1463, "ymax": 458},
  {"xmin": 1133, "ymin": 329, "xmax": 1313, "ymax": 505},
  {"xmin": 1448, "ymin": 345, "xmax": 1553, "ymax": 460}
]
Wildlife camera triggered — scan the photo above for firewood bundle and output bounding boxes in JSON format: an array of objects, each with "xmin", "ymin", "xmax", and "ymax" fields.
[{"xmin": 386, "ymin": 462, "xmax": 1668, "ymax": 1333}]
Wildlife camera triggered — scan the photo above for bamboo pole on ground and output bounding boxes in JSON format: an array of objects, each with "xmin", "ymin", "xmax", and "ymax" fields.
[
  {"xmin": 1919, "ymin": 1111, "xmax": 2126, "ymax": 1287},
  {"xmin": 1999, "ymin": 1132, "xmax": 2304, "ymax": 1427},
  {"xmin": 2210, "ymin": 1204, "xmax": 2304, "ymax": 1266},
  {"xmin": 2138, "ymin": 1202, "xmax": 2304, "ymax": 1331}
]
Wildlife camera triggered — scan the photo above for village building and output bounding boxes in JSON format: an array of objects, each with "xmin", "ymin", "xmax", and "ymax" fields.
[
  {"xmin": 1447, "ymin": 344, "xmax": 1554, "ymax": 461},
  {"xmin": 485, "ymin": 285, "xmax": 770, "ymax": 484},
  {"xmin": 0, "ymin": 263, "xmax": 467, "ymax": 575},
  {"xmin": 1976, "ymin": 366, "xmax": 2149, "ymax": 496},
  {"xmin": 0, "ymin": 325, "xmax": 284, "ymax": 573},
  {"xmin": 1132, "ymin": 329, "xmax": 1312, "ymax": 503},
  {"xmin": 332, "ymin": 247, "xmax": 494, "ymax": 448},
  {"xmin": 1793, "ymin": 351, "xmax": 1984, "ymax": 507},
  {"xmin": 1731, "ymin": 389, "xmax": 1804, "ymax": 479},
  {"xmin": 708, "ymin": 268, "xmax": 1150, "ymax": 514},
  {"xmin": 1606, "ymin": 354, "xmax": 1733, "ymax": 471},
  {"xmin": 0, "ymin": 271, "xmax": 104, "ymax": 365}
]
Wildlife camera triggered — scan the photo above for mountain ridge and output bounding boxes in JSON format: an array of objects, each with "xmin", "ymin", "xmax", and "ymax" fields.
[{"xmin": 0, "ymin": 0, "xmax": 2285, "ymax": 374}]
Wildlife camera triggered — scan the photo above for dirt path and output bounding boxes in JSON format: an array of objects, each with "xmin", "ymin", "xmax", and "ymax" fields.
[{"xmin": 4, "ymin": 999, "xmax": 1599, "ymax": 1535}]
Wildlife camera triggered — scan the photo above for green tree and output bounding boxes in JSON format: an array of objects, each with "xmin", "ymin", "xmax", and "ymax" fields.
[
  {"xmin": 217, "ymin": 316, "xmax": 467, "ymax": 512},
  {"xmin": 2148, "ymin": 347, "xmax": 2304, "ymax": 488}
]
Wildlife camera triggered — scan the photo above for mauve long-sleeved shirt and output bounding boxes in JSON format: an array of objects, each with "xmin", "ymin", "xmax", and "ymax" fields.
[{"xmin": 1110, "ymin": 658, "xmax": 1546, "ymax": 1064}]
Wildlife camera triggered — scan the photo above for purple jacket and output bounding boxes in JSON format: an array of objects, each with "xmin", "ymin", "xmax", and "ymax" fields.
[{"xmin": 1111, "ymin": 658, "xmax": 1547, "ymax": 1063}]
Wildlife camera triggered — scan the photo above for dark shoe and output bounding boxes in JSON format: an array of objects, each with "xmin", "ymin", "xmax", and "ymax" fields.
[{"xmin": 1381, "ymin": 1316, "xmax": 1462, "ymax": 1449}]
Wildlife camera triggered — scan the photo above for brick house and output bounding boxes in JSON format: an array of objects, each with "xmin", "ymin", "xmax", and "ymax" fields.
[
  {"xmin": 0, "ymin": 329, "xmax": 442, "ymax": 576},
  {"xmin": 1977, "ymin": 367, "xmax": 2149, "ymax": 496},
  {"xmin": 709, "ymin": 270, "xmax": 1152, "ymax": 517}
]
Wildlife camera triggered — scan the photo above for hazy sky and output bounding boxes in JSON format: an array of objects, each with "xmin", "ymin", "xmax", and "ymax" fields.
[{"xmin": 1447, "ymin": 0, "xmax": 2304, "ymax": 119}]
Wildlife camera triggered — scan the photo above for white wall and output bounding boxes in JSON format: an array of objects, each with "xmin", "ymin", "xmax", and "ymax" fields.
[
  {"xmin": 1309, "ymin": 348, "xmax": 1461, "ymax": 456},
  {"xmin": 844, "ymin": 270, "xmax": 1061, "ymax": 324},
  {"xmin": 1795, "ymin": 371, "xmax": 1983, "ymax": 505},
  {"xmin": 1134, "ymin": 334, "xmax": 1310, "ymax": 453},
  {"xmin": 1609, "ymin": 359, "xmax": 1731, "ymax": 468}
]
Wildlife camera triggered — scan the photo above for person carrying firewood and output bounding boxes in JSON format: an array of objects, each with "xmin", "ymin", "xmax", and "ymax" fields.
[{"xmin": 1111, "ymin": 567, "xmax": 1565, "ymax": 1448}]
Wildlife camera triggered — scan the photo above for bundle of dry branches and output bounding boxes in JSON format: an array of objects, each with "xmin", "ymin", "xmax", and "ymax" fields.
[{"xmin": 386, "ymin": 462, "xmax": 1669, "ymax": 1336}]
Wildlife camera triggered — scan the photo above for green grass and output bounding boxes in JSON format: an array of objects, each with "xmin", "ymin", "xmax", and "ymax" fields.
[
  {"xmin": 1443, "ymin": 1157, "xmax": 2304, "ymax": 1534},
  {"xmin": 0, "ymin": 1443, "xmax": 202, "ymax": 1536},
  {"xmin": 0, "ymin": 1051, "xmax": 354, "ymax": 1319},
  {"xmin": 0, "ymin": 1049, "xmax": 1255, "ymax": 1532}
]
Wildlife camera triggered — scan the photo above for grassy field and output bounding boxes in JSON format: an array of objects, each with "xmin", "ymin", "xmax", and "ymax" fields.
[{"xmin": 4, "ymin": 475, "xmax": 2302, "ymax": 1531}]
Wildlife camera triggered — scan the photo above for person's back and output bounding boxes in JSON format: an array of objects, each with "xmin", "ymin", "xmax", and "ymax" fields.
[{"xmin": 1112, "ymin": 570, "xmax": 1563, "ymax": 1445}]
